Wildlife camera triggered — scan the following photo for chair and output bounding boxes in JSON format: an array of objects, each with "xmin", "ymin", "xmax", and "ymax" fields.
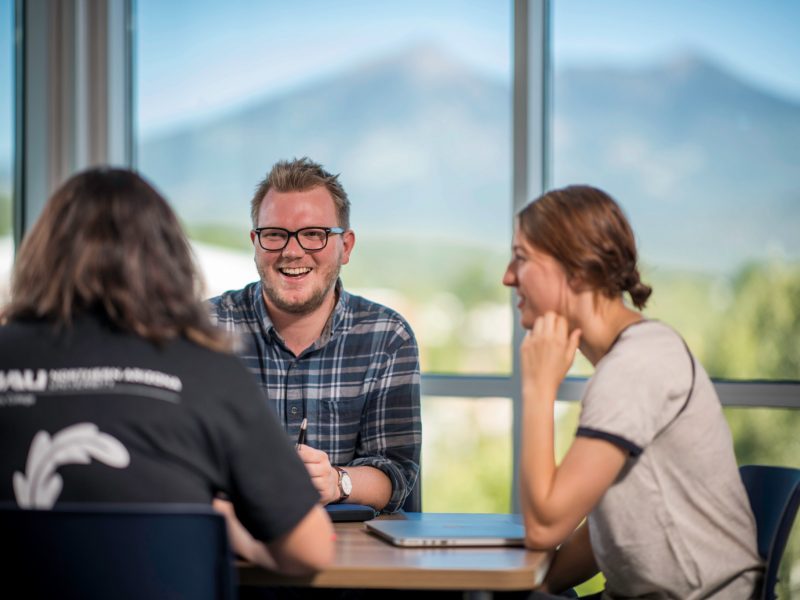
[
  {"xmin": 0, "ymin": 503, "xmax": 236, "ymax": 600},
  {"xmin": 739, "ymin": 465, "xmax": 800, "ymax": 600}
]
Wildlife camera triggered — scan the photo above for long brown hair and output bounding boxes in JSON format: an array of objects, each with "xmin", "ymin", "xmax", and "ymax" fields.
[
  {"xmin": 5, "ymin": 167, "xmax": 229, "ymax": 351},
  {"xmin": 518, "ymin": 185, "xmax": 652, "ymax": 309}
]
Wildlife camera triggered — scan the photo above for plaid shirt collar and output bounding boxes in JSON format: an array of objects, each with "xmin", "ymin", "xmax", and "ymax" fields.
[{"xmin": 252, "ymin": 278, "xmax": 347, "ymax": 355}]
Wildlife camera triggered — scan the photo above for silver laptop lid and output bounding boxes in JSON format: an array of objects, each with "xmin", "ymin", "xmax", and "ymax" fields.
[{"xmin": 365, "ymin": 512, "xmax": 525, "ymax": 547}]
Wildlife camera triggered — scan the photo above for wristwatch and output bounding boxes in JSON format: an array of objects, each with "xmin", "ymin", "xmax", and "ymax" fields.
[{"xmin": 334, "ymin": 466, "xmax": 352, "ymax": 501}]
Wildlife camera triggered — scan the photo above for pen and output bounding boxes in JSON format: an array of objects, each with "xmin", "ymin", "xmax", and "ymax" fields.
[{"xmin": 296, "ymin": 417, "xmax": 307, "ymax": 448}]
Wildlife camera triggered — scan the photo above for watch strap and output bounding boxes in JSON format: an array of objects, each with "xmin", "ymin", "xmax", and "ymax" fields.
[{"xmin": 334, "ymin": 466, "xmax": 351, "ymax": 501}]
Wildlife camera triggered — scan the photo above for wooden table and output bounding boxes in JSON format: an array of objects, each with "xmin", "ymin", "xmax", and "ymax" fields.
[{"xmin": 237, "ymin": 517, "xmax": 550, "ymax": 599}]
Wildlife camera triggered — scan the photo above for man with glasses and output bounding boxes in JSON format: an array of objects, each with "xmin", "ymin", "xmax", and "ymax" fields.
[{"xmin": 209, "ymin": 157, "xmax": 421, "ymax": 513}]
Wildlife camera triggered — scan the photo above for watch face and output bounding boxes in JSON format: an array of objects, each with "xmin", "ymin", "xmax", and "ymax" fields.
[{"xmin": 341, "ymin": 470, "xmax": 353, "ymax": 495}]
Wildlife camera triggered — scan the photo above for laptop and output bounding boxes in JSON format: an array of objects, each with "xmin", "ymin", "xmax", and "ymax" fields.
[{"xmin": 365, "ymin": 512, "xmax": 526, "ymax": 547}]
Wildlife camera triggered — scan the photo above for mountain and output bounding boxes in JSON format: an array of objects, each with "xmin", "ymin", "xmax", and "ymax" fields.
[
  {"xmin": 139, "ymin": 46, "xmax": 800, "ymax": 272},
  {"xmin": 552, "ymin": 53, "xmax": 800, "ymax": 270},
  {"xmin": 139, "ymin": 44, "xmax": 511, "ymax": 240}
]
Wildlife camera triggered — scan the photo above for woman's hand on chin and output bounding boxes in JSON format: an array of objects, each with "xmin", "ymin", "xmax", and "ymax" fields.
[{"xmin": 521, "ymin": 311, "xmax": 581, "ymax": 398}]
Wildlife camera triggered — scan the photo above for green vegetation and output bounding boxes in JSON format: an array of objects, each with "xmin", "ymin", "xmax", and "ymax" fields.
[
  {"xmin": 185, "ymin": 221, "xmax": 251, "ymax": 251},
  {"xmin": 345, "ymin": 234, "xmax": 509, "ymax": 305},
  {"xmin": 346, "ymin": 235, "xmax": 511, "ymax": 374},
  {"xmin": 641, "ymin": 267, "xmax": 725, "ymax": 364},
  {"xmin": 707, "ymin": 262, "xmax": 800, "ymax": 598},
  {"xmin": 421, "ymin": 398, "xmax": 512, "ymax": 513},
  {"xmin": 0, "ymin": 193, "xmax": 11, "ymax": 236},
  {"xmin": 705, "ymin": 262, "xmax": 800, "ymax": 380}
]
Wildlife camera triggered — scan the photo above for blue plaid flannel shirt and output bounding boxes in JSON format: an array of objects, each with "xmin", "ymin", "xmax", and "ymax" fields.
[{"xmin": 208, "ymin": 279, "xmax": 421, "ymax": 512}]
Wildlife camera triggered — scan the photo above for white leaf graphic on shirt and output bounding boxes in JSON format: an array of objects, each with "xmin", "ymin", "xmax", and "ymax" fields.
[{"xmin": 13, "ymin": 423, "xmax": 130, "ymax": 509}]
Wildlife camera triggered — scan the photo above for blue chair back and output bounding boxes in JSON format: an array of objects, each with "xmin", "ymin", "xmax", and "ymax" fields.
[
  {"xmin": 739, "ymin": 465, "xmax": 800, "ymax": 600},
  {"xmin": 0, "ymin": 503, "xmax": 235, "ymax": 600}
]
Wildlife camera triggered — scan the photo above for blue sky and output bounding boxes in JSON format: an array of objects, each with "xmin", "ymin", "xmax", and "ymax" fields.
[
  {"xmin": 133, "ymin": 0, "xmax": 800, "ymax": 134},
  {"xmin": 0, "ymin": 0, "xmax": 13, "ymax": 165},
  {"xmin": 2, "ymin": 1, "xmax": 800, "ymax": 155},
  {"xmin": 553, "ymin": 0, "xmax": 800, "ymax": 102},
  {"xmin": 134, "ymin": 0, "xmax": 512, "ymax": 134}
]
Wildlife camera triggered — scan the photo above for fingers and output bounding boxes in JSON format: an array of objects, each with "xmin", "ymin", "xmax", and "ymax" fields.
[
  {"xmin": 297, "ymin": 445, "xmax": 331, "ymax": 477},
  {"xmin": 567, "ymin": 327, "xmax": 582, "ymax": 357},
  {"xmin": 532, "ymin": 313, "xmax": 545, "ymax": 335},
  {"xmin": 531, "ymin": 311, "xmax": 565, "ymax": 338},
  {"xmin": 297, "ymin": 445, "xmax": 338, "ymax": 503},
  {"xmin": 522, "ymin": 312, "xmax": 581, "ymax": 377},
  {"xmin": 212, "ymin": 498, "xmax": 235, "ymax": 518},
  {"xmin": 296, "ymin": 444, "xmax": 326, "ymax": 464}
]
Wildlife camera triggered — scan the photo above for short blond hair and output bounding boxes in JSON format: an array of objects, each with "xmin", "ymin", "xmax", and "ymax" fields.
[{"xmin": 250, "ymin": 157, "xmax": 350, "ymax": 229}]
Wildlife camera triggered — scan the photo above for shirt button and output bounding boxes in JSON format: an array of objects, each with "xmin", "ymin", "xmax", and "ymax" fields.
[{"xmin": 290, "ymin": 406, "xmax": 298, "ymax": 416}]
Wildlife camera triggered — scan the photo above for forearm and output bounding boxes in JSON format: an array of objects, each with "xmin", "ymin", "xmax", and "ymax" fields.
[
  {"xmin": 517, "ymin": 317, "xmax": 623, "ymax": 550},
  {"xmin": 213, "ymin": 499, "xmax": 279, "ymax": 569},
  {"xmin": 355, "ymin": 340, "xmax": 421, "ymax": 512},
  {"xmin": 540, "ymin": 523, "xmax": 599, "ymax": 594},
  {"xmin": 267, "ymin": 505, "xmax": 335, "ymax": 575},
  {"xmin": 519, "ymin": 380, "xmax": 562, "ymax": 545},
  {"xmin": 341, "ymin": 465, "xmax": 392, "ymax": 509}
]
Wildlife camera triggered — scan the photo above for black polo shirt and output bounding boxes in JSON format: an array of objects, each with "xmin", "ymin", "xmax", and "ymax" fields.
[{"xmin": 0, "ymin": 314, "xmax": 319, "ymax": 543}]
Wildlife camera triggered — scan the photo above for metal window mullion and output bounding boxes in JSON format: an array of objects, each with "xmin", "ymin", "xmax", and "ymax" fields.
[
  {"xmin": 421, "ymin": 375, "xmax": 516, "ymax": 399},
  {"xmin": 106, "ymin": 0, "xmax": 133, "ymax": 167},
  {"xmin": 15, "ymin": 0, "xmax": 132, "ymax": 243},
  {"xmin": 509, "ymin": 0, "xmax": 548, "ymax": 514}
]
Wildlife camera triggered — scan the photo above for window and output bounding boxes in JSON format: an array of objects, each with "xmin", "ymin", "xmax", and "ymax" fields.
[
  {"xmin": 422, "ymin": 396, "xmax": 512, "ymax": 512},
  {"xmin": 0, "ymin": 0, "xmax": 13, "ymax": 302},
  {"xmin": 552, "ymin": 0, "xmax": 800, "ymax": 383},
  {"xmin": 135, "ymin": 0, "xmax": 513, "ymax": 375},
  {"xmin": 18, "ymin": 0, "xmax": 798, "ymax": 527}
]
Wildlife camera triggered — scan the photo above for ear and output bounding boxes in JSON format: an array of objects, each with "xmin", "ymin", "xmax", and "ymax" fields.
[
  {"xmin": 567, "ymin": 274, "xmax": 585, "ymax": 293},
  {"xmin": 250, "ymin": 229, "xmax": 257, "ymax": 246},
  {"xmin": 340, "ymin": 230, "xmax": 356, "ymax": 265}
]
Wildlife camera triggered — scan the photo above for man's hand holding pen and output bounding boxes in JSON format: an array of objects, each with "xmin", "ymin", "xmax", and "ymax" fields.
[{"xmin": 296, "ymin": 418, "xmax": 341, "ymax": 504}]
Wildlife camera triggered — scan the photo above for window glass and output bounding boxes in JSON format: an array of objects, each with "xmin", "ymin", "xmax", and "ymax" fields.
[
  {"xmin": 422, "ymin": 396, "xmax": 512, "ymax": 513},
  {"xmin": 135, "ymin": 0, "xmax": 512, "ymax": 374},
  {"xmin": 552, "ymin": 0, "xmax": 800, "ymax": 381},
  {"xmin": 0, "ymin": 0, "xmax": 13, "ymax": 303}
]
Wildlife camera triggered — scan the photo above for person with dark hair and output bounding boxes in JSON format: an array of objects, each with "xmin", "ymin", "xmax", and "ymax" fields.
[
  {"xmin": 503, "ymin": 185, "xmax": 762, "ymax": 598},
  {"xmin": 0, "ymin": 167, "xmax": 334, "ymax": 574},
  {"xmin": 209, "ymin": 157, "xmax": 421, "ymax": 513}
]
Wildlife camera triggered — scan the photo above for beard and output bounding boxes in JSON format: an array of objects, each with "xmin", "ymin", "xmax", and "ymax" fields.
[{"xmin": 256, "ymin": 258, "xmax": 341, "ymax": 315}]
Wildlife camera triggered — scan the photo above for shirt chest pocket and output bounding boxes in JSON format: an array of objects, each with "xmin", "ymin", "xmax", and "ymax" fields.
[
  {"xmin": 316, "ymin": 394, "xmax": 368, "ymax": 464},
  {"xmin": 304, "ymin": 353, "xmax": 387, "ymax": 464}
]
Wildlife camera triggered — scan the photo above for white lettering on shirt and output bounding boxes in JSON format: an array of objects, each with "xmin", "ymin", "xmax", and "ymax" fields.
[
  {"xmin": 0, "ymin": 367, "xmax": 183, "ymax": 400},
  {"xmin": 0, "ymin": 369, "xmax": 47, "ymax": 392}
]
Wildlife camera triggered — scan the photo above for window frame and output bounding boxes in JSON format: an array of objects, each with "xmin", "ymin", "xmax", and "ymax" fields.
[{"xmin": 12, "ymin": 0, "xmax": 800, "ymax": 514}]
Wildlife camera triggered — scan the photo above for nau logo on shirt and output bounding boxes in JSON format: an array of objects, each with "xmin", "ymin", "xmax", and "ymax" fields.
[
  {"xmin": 0, "ymin": 369, "xmax": 47, "ymax": 392},
  {"xmin": 13, "ymin": 423, "xmax": 130, "ymax": 509}
]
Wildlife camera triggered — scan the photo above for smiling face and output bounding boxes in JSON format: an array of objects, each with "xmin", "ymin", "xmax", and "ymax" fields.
[
  {"xmin": 252, "ymin": 185, "xmax": 354, "ymax": 317},
  {"xmin": 502, "ymin": 225, "xmax": 571, "ymax": 329}
]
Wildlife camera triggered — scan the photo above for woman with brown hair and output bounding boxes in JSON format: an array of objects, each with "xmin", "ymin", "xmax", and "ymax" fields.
[
  {"xmin": 503, "ymin": 185, "xmax": 762, "ymax": 598},
  {"xmin": 0, "ymin": 167, "xmax": 333, "ymax": 574}
]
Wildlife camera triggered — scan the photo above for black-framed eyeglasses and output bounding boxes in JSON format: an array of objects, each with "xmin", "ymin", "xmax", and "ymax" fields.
[{"xmin": 252, "ymin": 226, "xmax": 345, "ymax": 252}]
